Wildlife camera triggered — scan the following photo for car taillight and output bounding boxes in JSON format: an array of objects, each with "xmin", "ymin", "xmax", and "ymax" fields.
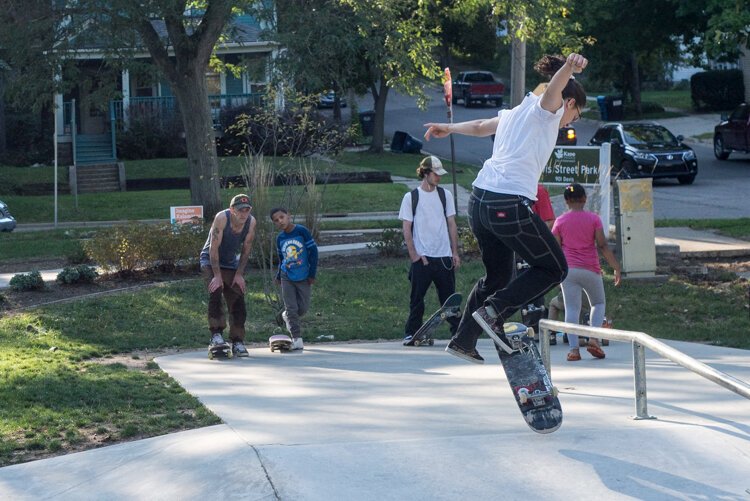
[{"xmin": 566, "ymin": 129, "xmax": 576, "ymax": 141}]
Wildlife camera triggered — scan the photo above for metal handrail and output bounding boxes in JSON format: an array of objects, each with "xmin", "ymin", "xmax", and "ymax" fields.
[{"xmin": 538, "ymin": 319, "xmax": 750, "ymax": 419}]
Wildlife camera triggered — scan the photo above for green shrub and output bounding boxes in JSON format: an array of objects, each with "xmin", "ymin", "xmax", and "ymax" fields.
[
  {"xmin": 458, "ymin": 226, "xmax": 479, "ymax": 256},
  {"xmin": 66, "ymin": 241, "xmax": 91, "ymax": 265},
  {"xmin": 56, "ymin": 265, "xmax": 99, "ymax": 285},
  {"xmin": 691, "ymin": 70, "xmax": 744, "ymax": 111},
  {"xmin": 83, "ymin": 222, "xmax": 207, "ymax": 275},
  {"xmin": 9, "ymin": 271, "xmax": 46, "ymax": 292},
  {"xmin": 116, "ymin": 108, "xmax": 186, "ymax": 160},
  {"xmin": 367, "ymin": 229, "xmax": 405, "ymax": 257}
]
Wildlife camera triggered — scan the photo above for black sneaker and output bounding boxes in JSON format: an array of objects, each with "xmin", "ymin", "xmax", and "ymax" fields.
[
  {"xmin": 445, "ymin": 339, "xmax": 485, "ymax": 364},
  {"xmin": 472, "ymin": 306, "xmax": 514, "ymax": 354}
]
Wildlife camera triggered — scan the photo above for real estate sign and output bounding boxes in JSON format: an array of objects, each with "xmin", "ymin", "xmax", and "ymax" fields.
[{"xmin": 170, "ymin": 206, "xmax": 204, "ymax": 225}]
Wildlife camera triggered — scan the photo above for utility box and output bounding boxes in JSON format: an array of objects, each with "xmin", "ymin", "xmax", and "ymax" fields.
[{"xmin": 614, "ymin": 179, "xmax": 656, "ymax": 278}]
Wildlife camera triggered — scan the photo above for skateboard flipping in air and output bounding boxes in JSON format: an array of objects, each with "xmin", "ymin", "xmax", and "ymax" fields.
[
  {"xmin": 404, "ymin": 293, "xmax": 462, "ymax": 347},
  {"xmin": 493, "ymin": 322, "xmax": 562, "ymax": 434}
]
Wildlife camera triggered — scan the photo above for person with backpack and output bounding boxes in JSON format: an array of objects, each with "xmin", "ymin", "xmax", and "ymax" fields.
[{"xmin": 398, "ymin": 156, "xmax": 461, "ymax": 345}]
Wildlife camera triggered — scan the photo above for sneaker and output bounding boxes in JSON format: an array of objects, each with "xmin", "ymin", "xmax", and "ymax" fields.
[
  {"xmin": 210, "ymin": 333, "xmax": 226, "ymax": 346},
  {"xmin": 232, "ymin": 341, "xmax": 249, "ymax": 357},
  {"xmin": 402, "ymin": 335, "xmax": 414, "ymax": 346},
  {"xmin": 549, "ymin": 332, "xmax": 557, "ymax": 346},
  {"xmin": 291, "ymin": 337, "xmax": 304, "ymax": 351},
  {"xmin": 445, "ymin": 339, "xmax": 485, "ymax": 364},
  {"xmin": 472, "ymin": 306, "xmax": 513, "ymax": 354}
]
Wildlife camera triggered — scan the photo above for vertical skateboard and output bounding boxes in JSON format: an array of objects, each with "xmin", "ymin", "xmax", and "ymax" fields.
[
  {"xmin": 269, "ymin": 334, "xmax": 293, "ymax": 352},
  {"xmin": 404, "ymin": 292, "xmax": 462, "ymax": 347},
  {"xmin": 208, "ymin": 341, "xmax": 233, "ymax": 360},
  {"xmin": 496, "ymin": 322, "xmax": 562, "ymax": 434}
]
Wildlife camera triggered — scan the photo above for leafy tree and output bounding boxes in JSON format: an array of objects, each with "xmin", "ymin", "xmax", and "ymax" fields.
[
  {"xmin": 0, "ymin": 1, "xmax": 256, "ymax": 217},
  {"xmin": 575, "ymin": 0, "xmax": 703, "ymax": 115}
]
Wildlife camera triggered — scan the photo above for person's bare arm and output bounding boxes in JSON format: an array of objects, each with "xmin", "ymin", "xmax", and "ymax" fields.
[
  {"xmin": 424, "ymin": 116, "xmax": 499, "ymax": 141},
  {"xmin": 595, "ymin": 228, "xmax": 621, "ymax": 286},
  {"xmin": 208, "ymin": 213, "xmax": 227, "ymax": 293},
  {"xmin": 447, "ymin": 215, "xmax": 461, "ymax": 268},
  {"xmin": 402, "ymin": 219, "xmax": 426, "ymax": 265},
  {"xmin": 539, "ymin": 53, "xmax": 588, "ymax": 114}
]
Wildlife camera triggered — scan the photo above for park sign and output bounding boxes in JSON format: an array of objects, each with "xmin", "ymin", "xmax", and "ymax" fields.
[
  {"xmin": 541, "ymin": 144, "xmax": 613, "ymax": 231},
  {"xmin": 541, "ymin": 146, "xmax": 604, "ymax": 185}
]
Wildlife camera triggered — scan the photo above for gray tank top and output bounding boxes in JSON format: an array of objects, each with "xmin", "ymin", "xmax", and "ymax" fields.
[{"xmin": 199, "ymin": 210, "xmax": 252, "ymax": 269}]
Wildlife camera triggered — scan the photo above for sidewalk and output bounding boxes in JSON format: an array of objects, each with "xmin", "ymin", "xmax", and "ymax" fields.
[{"xmin": 1, "ymin": 338, "xmax": 749, "ymax": 499}]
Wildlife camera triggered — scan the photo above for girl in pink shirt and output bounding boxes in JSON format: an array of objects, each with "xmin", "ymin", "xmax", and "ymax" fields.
[{"xmin": 552, "ymin": 184, "xmax": 621, "ymax": 361}]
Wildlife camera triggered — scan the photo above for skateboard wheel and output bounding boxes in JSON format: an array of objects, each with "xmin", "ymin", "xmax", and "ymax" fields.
[
  {"xmin": 208, "ymin": 352, "xmax": 214, "ymax": 360},
  {"xmin": 428, "ymin": 339, "xmax": 434, "ymax": 346},
  {"xmin": 519, "ymin": 393, "xmax": 529, "ymax": 404},
  {"xmin": 551, "ymin": 386, "xmax": 559, "ymax": 397},
  {"xmin": 414, "ymin": 339, "xmax": 421, "ymax": 347}
]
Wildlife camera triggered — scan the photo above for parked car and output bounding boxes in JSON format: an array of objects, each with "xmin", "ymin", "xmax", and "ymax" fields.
[
  {"xmin": 0, "ymin": 199, "xmax": 16, "ymax": 232},
  {"xmin": 713, "ymin": 103, "xmax": 750, "ymax": 159},
  {"xmin": 452, "ymin": 71, "xmax": 505, "ymax": 108},
  {"xmin": 588, "ymin": 122, "xmax": 698, "ymax": 185},
  {"xmin": 318, "ymin": 91, "xmax": 346, "ymax": 108}
]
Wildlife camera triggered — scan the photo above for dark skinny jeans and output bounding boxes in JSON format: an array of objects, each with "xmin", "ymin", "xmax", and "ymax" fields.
[{"xmin": 454, "ymin": 187, "xmax": 568, "ymax": 349}]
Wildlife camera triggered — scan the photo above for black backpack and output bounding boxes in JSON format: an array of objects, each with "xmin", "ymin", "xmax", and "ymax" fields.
[{"xmin": 410, "ymin": 187, "xmax": 447, "ymax": 220}]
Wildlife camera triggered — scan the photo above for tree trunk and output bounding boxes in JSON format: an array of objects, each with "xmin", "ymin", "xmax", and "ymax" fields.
[
  {"xmin": 510, "ymin": 37, "xmax": 526, "ymax": 108},
  {"xmin": 171, "ymin": 68, "xmax": 222, "ymax": 219},
  {"xmin": 630, "ymin": 52, "xmax": 642, "ymax": 117},
  {"xmin": 368, "ymin": 79, "xmax": 389, "ymax": 153},
  {"xmin": 740, "ymin": 45, "xmax": 750, "ymax": 104},
  {"xmin": 0, "ymin": 74, "xmax": 6, "ymax": 156}
]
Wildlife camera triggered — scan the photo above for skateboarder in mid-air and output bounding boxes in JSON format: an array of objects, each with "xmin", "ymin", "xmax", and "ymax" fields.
[
  {"xmin": 398, "ymin": 156, "xmax": 461, "ymax": 346},
  {"xmin": 199, "ymin": 194, "xmax": 257, "ymax": 358},
  {"xmin": 424, "ymin": 53, "xmax": 588, "ymax": 363}
]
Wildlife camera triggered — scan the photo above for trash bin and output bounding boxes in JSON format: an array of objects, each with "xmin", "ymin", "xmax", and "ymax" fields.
[
  {"xmin": 358, "ymin": 110, "xmax": 375, "ymax": 137},
  {"xmin": 390, "ymin": 130, "xmax": 423, "ymax": 154},
  {"xmin": 597, "ymin": 95, "xmax": 608, "ymax": 121},
  {"xmin": 605, "ymin": 95, "xmax": 624, "ymax": 121}
]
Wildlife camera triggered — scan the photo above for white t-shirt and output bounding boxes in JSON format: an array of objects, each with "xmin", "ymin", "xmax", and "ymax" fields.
[
  {"xmin": 398, "ymin": 186, "xmax": 456, "ymax": 258},
  {"xmin": 472, "ymin": 92, "xmax": 565, "ymax": 200}
]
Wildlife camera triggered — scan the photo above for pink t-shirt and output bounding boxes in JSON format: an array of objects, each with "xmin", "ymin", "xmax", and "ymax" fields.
[{"xmin": 552, "ymin": 210, "xmax": 603, "ymax": 274}]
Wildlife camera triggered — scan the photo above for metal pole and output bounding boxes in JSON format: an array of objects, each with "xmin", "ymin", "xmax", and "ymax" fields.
[
  {"xmin": 539, "ymin": 325, "xmax": 551, "ymax": 376},
  {"xmin": 53, "ymin": 104, "xmax": 58, "ymax": 229},
  {"xmin": 632, "ymin": 341, "xmax": 655, "ymax": 419}
]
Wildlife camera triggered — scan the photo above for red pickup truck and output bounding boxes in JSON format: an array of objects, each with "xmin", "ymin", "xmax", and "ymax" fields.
[{"xmin": 452, "ymin": 71, "xmax": 505, "ymax": 108}]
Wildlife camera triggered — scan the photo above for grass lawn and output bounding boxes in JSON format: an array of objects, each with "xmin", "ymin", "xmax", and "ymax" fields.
[{"xmin": 1, "ymin": 256, "xmax": 747, "ymax": 466}]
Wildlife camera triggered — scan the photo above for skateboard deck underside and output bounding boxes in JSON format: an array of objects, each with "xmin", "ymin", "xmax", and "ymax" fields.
[
  {"xmin": 498, "ymin": 323, "xmax": 563, "ymax": 434},
  {"xmin": 405, "ymin": 293, "xmax": 462, "ymax": 347},
  {"xmin": 269, "ymin": 334, "xmax": 293, "ymax": 352}
]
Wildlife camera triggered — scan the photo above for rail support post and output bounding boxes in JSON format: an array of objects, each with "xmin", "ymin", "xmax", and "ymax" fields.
[{"xmin": 633, "ymin": 341, "xmax": 656, "ymax": 420}]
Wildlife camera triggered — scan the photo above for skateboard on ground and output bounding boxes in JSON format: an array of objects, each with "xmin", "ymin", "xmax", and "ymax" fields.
[
  {"xmin": 269, "ymin": 334, "xmax": 293, "ymax": 352},
  {"xmin": 404, "ymin": 292, "xmax": 462, "ymax": 347},
  {"xmin": 496, "ymin": 322, "xmax": 562, "ymax": 434},
  {"xmin": 208, "ymin": 341, "xmax": 233, "ymax": 360}
]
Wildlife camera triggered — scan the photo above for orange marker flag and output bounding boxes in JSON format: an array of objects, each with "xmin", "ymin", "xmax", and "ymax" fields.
[{"xmin": 443, "ymin": 68, "xmax": 452, "ymax": 108}]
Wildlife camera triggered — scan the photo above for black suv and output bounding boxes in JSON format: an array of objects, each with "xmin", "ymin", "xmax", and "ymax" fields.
[
  {"xmin": 589, "ymin": 122, "xmax": 698, "ymax": 185},
  {"xmin": 713, "ymin": 103, "xmax": 750, "ymax": 159}
]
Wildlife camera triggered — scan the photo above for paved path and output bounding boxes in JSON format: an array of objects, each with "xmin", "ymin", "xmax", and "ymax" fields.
[{"xmin": 1, "ymin": 338, "xmax": 749, "ymax": 499}]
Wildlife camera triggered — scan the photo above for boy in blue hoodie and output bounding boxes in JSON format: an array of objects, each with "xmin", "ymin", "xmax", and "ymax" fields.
[{"xmin": 271, "ymin": 207, "xmax": 319, "ymax": 350}]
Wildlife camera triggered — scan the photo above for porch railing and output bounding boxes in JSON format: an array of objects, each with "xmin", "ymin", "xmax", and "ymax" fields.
[{"xmin": 111, "ymin": 93, "xmax": 265, "ymax": 131}]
